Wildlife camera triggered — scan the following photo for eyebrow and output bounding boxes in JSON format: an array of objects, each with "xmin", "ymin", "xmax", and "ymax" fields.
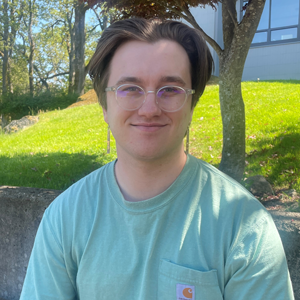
[
  {"xmin": 116, "ymin": 77, "xmax": 142, "ymax": 86},
  {"xmin": 160, "ymin": 76, "xmax": 186, "ymax": 86},
  {"xmin": 115, "ymin": 76, "xmax": 186, "ymax": 87}
]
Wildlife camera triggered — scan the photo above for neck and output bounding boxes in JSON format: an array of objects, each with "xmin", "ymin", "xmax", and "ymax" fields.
[{"xmin": 115, "ymin": 145, "xmax": 187, "ymax": 202}]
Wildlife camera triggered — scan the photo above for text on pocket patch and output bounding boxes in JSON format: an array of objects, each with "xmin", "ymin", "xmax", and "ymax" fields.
[{"xmin": 176, "ymin": 284, "xmax": 195, "ymax": 300}]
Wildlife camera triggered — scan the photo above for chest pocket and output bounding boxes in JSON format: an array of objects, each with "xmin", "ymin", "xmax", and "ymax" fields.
[{"xmin": 158, "ymin": 259, "xmax": 223, "ymax": 300}]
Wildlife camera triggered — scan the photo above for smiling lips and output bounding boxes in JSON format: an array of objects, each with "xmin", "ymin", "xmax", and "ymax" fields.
[{"xmin": 131, "ymin": 123, "xmax": 167, "ymax": 132}]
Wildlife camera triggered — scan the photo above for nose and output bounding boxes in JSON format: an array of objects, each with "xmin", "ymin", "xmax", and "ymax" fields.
[{"xmin": 137, "ymin": 91, "xmax": 162, "ymax": 117}]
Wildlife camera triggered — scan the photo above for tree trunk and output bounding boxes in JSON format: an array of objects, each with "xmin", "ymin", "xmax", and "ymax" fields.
[
  {"xmin": 74, "ymin": 1, "xmax": 86, "ymax": 95},
  {"xmin": 182, "ymin": 0, "xmax": 266, "ymax": 182},
  {"xmin": 218, "ymin": 60, "xmax": 245, "ymax": 181},
  {"xmin": 28, "ymin": 0, "xmax": 35, "ymax": 97},
  {"xmin": 8, "ymin": 0, "xmax": 17, "ymax": 94},
  {"xmin": 217, "ymin": 0, "xmax": 266, "ymax": 182},
  {"xmin": 7, "ymin": 61, "xmax": 13, "ymax": 93},
  {"xmin": 67, "ymin": 10, "xmax": 76, "ymax": 94},
  {"xmin": 2, "ymin": 0, "xmax": 9, "ymax": 96}
]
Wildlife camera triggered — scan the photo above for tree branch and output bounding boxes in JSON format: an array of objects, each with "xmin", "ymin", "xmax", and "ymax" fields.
[
  {"xmin": 240, "ymin": 0, "xmax": 265, "ymax": 28},
  {"xmin": 222, "ymin": 0, "xmax": 236, "ymax": 51},
  {"xmin": 46, "ymin": 72, "xmax": 69, "ymax": 80},
  {"xmin": 86, "ymin": 24, "xmax": 100, "ymax": 34},
  {"xmin": 175, "ymin": 7, "xmax": 223, "ymax": 56},
  {"xmin": 93, "ymin": 7, "xmax": 102, "ymax": 27},
  {"xmin": 226, "ymin": 2, "xmax": 238, "ymax": 28}
]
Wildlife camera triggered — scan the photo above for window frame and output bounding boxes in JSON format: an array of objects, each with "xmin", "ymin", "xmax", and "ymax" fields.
[{"xmin": 242, "ymin": 0, "xmax": 300, "ymax": 46}]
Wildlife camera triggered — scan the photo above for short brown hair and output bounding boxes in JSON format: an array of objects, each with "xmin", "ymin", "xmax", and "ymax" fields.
[{"xmin": 89, "ymin": 18, "xmax": 213, "ymax": 110}]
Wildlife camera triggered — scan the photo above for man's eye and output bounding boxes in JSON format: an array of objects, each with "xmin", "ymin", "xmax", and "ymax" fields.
[
  {"xmin": 125, "ymin": 86, "xmax": 140, "ymax": 92},
  {"xmin": 159, "ymin": 87, "xmax": 183, "ymax": 96},
  {"xmin": 163, "ymin": 87, "xmax": 177, "ymax": 93}
]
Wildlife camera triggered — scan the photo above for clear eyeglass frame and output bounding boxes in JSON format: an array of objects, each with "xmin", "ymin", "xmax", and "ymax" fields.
[{"xmin": 105, "ymin": 84, "xmax": 195, "ymax": 112}]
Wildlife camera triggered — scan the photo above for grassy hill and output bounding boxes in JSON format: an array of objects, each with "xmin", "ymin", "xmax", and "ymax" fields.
[{"xmin": 0, "ymin": 81, "xmax": 299, "ymax": 194}]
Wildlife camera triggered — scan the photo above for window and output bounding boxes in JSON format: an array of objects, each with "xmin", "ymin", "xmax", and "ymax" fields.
[{"xmin": 243, "ymin": 0, "xmax": 300, "ymax": 45}]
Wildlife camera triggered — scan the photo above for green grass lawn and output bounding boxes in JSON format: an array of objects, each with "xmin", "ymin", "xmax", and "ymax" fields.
[{"xmin": 0, "ymin": 81, "xmax": 299, "ymax": 194}]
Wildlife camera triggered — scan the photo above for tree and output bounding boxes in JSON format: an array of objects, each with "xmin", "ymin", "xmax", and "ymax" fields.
[
  {"xmin": 84, "ymin": 0, "xmax": 266, "ymax": 182},
  {"xmin": 24, "ymin": 0, "xmax": 37, "ymax": 96},
  {"xmin": 39, "ymin": 0, "xmax": 77, "ymax": 93},
  {"xmin": 0, "ymin": 0, "xmax": 24, "ymax": 126},
  {"xmin": 43, "ymin": 0, "xmax": 107, "ymax": 95}
]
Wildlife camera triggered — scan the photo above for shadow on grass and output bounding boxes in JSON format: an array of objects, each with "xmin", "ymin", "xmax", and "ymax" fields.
[
  {"xmin": 245, "ymin": 128, "xmax": 300, "ymax": 189},
  {"xmin": 0, "ymin": 151, "xmax": 115, "ymax": 190}
]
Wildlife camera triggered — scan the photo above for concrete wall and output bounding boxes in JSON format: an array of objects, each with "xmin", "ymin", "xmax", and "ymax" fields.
[
  {"xmin": 0, "ymin": 186, "xmax": 299, "ymax": 300},
  {"xmin": 0, "ymin": 186, "xmax": 62, "ymax": 300}
]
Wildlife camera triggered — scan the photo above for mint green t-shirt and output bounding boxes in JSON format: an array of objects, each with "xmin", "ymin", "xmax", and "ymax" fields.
[{"xmin": 20, "ymin": 155, "xmax": 294, "ymax": 299}]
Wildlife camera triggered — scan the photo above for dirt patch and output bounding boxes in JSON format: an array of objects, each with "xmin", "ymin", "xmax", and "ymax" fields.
[
  {"xmin": 256, "ymin": 189, "xmax": 300, "ymax": 212},
  {"xmin": 67, "ymin": 90, "xmax": 98, "ymax": 108}
]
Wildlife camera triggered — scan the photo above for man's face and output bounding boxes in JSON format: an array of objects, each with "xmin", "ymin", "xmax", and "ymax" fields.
[{"xmin": 103, "ymin": 39, "xmax": 194, "ymax": 162}]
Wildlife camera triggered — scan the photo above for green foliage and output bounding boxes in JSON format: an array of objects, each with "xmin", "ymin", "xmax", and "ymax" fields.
[
  {"xmin": 0, "ymin": 81, "xmax": 299, "ymax": 193},
  {"xmin": 0, "ymin": 90, "xmax": 78, "ymax": 120},
  {"xmin": 86, "ymin": 0, "xmax": 219, "ymax": 20}
]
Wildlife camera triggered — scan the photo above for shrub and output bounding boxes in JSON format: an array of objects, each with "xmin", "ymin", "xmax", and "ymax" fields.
[{"xmin": 0, "ymin": 90, "xmax": 79, "ymax": 121}]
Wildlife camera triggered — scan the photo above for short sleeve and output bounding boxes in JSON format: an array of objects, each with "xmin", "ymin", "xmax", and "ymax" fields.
[
  {"xmin": 224, "ymin": 213, "xmax": 294, "ymax": 299},
  {"xmin": 20, "ymin": 211, "xmax": 77, "ymax": 300}
]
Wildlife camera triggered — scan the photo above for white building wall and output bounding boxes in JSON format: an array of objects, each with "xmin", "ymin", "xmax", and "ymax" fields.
[
  {"xmin": 189, "ymin": 3, "xmax": 300, "ymax": 81},
  {"xmin": 189, "ymin": 6, "xmax": 221, "ymax": 76},
  {"xmin": 242, "ymin": 42, "xmax": 300, "ymax": 81}
]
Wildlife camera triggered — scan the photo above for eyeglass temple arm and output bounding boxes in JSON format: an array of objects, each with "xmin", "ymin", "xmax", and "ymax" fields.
[
  {"xmin": 187, "ymin": 89, "xmax": 195, "ymax": 94},
  {"xmin": 105, "ymin": 87, "xmax": 116, "ymax": 92}
]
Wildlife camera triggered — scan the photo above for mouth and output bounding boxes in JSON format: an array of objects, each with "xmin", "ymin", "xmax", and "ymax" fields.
[{"xmin": 131, "ymin": 123, "xmax": 167, "ymax": 132}]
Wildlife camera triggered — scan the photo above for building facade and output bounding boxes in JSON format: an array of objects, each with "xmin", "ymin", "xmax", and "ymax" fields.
[{"xmin": 190, "ymin": 0, "xmax": 300, "ymax": 81}]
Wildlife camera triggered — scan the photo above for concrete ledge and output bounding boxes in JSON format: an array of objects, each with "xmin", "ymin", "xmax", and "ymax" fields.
[
  {"xmin": 0, "ymin": 186, "xmax": 62, "ymax": 300},
  {"xmin": 0, "ymin": 186, "xmax": 299, "ymax": 300},
  {"xmin": 269, "ymin": 211, "xmax": 300, "ymax": 300}
]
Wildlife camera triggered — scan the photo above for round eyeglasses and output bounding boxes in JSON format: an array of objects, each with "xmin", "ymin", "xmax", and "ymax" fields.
[{"xmin": 105, "ymin": 84, "xmax": 195, "ymax": 112}]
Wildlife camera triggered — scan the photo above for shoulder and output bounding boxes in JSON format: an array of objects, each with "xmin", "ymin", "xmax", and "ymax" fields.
[
  {"xmin": 42, "ymin": 160, "xmax": 116, "ymax": 238},
  {"xmin": 187, "ymin": 155, "xmax": 272, "ymax": 238},
  {"xmin": 47, "ymin": 160, "xmax": 115, "ymax": 214},
  {"xmin": 187, "ymin": 154, "xmax": 261, "ymax": 205},
  {"xmin": 38, "ymin": 160, "xmax": 116, "ymax": 256}
]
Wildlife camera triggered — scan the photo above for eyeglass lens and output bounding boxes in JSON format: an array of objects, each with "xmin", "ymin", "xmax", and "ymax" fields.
[{"xmin": 116, "ymin": 85, "xmax": 186, "ymax": 112}]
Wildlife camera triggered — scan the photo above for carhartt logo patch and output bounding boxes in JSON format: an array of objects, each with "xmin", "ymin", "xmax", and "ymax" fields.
[{"xmin": 176, "ymin": 284, "xmax": 195, "ymax": 300}]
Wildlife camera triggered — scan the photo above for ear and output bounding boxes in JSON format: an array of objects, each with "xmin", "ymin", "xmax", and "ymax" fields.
[{"xmin": 102, "ymin": 106, "xmax": 108, "ymax": 124}]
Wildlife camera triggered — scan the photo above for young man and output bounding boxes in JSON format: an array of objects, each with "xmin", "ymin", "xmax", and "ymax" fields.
[{"xmin": 20, "ymin": 18, "xmax": 294, "ymax": 299}]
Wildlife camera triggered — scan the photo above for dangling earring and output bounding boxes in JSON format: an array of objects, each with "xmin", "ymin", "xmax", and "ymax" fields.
[
  {"xmin": 185, "ymin": 125, "xmax": 190, "ymax": 154},
  {"xmin": 107, "ymin": 125, "xmax": 110, "ymax": 154}
]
